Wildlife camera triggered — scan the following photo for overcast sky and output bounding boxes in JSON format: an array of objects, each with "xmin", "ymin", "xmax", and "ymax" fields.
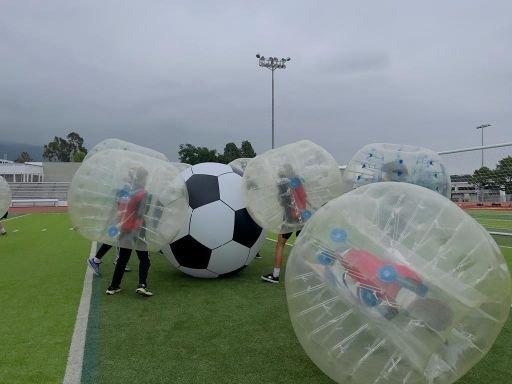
[{"xmin": 0, "ymin": 0, "xmax": 511, "ymax": 173}]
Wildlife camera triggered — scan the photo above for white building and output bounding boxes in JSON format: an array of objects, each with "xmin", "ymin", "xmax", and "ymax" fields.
[{"xmin": 0, "ymin": 160, "xmax": 44, "ymax": 182}]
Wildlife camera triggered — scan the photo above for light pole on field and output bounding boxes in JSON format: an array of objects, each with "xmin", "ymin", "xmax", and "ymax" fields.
[
  {"xmin": 256, "ymin": 54, "xmax": 291, "ymax": 149},
  {"xmin": 475, "ymin": 123, "xmax": 491, "ymax": 168}
]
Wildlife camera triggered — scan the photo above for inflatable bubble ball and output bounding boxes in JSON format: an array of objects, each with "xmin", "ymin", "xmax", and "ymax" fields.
[
  {"xmin": 68, "ymin": 149, "xmax": 189, "ymax": 251},
  {"xmin": 0, "ymin": 176, "xmax": 12, "ymax": 217},
  {"xmin": 342, "ymin": 143, "xmax": 451, "ymax": 198},
  {"xmin": 161, "ymin": 162, "xmax": 266, "ymax": 278},
  {"xmin": 286, "ymin": 182, "xmax": 511, "ymax": 384},
  {"xmin": 228, "ymin": 158, "xmax": 252, "ymax": 175},
  {"xmin": 242, "ymin": 140, "xmax": 344, "ymax": 234},
  {"xmin": 85, "ymin": 138, "xmax": 168, "ymax": 162},
  {"xmin": 170, "ymin": 162, "xmax": 192, "ymax": 172}
]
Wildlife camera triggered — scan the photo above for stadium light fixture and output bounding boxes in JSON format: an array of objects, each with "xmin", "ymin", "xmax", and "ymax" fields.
[{"xmin": 256, "ymin": 54, "xmax": 292, "ymax": 149}]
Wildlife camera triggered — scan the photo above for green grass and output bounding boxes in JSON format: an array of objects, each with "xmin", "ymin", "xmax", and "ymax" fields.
[
  {"xmin": 0, "ymin": 213, "xmax": 89, "ymax": 383},
  {"xmin": 0, "ymin": 212, "xmax": 511, "ymax": 383},
  {"xmin": 465, "ymin": 209, "xmax": 512, "ymax": 235}
]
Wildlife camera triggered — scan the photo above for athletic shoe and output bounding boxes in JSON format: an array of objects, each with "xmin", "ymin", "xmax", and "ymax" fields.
[
  {"xmin": 136, "ymin": 285, "xmax": 153, "ymax": 297},
  {"xmin": 255, "ymin": 253, "xmax": 262, "ymax": 259},
  {"xmin": 87, "ymin": 258, "xmax": 101, "ymax": 276},
  {"xmin": 261, "ymin": 273, "xmax": 279, "ymax": 284},
  {"xmin": 106, "ymin": 286, "xmax": 121, "ymax": 295}
]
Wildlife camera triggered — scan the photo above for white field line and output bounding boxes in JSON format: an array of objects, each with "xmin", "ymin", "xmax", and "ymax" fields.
[
  {"xmin": 63, "ymin": 241, "xmax": 96, "ymax": 384},
  {"xmin": 2, "ymin": 213, "xmax": 31, "ymax": 221}
]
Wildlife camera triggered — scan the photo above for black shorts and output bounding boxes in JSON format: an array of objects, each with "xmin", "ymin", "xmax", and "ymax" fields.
[
  {"xmin": 281, "ymin": 230, "xmax": 301, "ymax": 240},
  {"xmin": 1, "ymin": 211, "xmax": 7, "ymax": 220}
]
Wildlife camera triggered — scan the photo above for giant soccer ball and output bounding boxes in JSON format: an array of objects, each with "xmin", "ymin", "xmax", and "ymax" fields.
[{"xmin": 162, "ymin": 162, "xmax": 266, "ymax": 278}]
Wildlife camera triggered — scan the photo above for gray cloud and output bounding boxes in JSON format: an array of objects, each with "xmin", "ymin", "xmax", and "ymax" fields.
[{"xmin": 0, "ymin": 0, "xmax": 511, "ymax": 174}]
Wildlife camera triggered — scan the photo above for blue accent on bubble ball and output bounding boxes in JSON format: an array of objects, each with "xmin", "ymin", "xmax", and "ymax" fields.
[
  {"xmin": 330, "ymin": 228, "xmax": 347, "ymax": 243},
  {"xmin": 289, "ymin": 178, "xmax": 301, "ymax": 189},
  {"xmin": 359, "ymin": 288, "xmax": 379, "ymax": 307},
  {"xmin": 377, "ymin": 265, "xmax": 397, "ymax": 283},
  {"xmin": 108, "ymin": 226, "xmax": 119, "ymax": 237},
  {"xmin": 317, "ymin": 251, "xmax": 334, "ymax": 266},
  {"xmin": 119, "ymin": 189, "xmax": 130, "ymax": 198},
  {"xmin": 302, "ymin": 210, "xmax": 312, "ymax": 220}
]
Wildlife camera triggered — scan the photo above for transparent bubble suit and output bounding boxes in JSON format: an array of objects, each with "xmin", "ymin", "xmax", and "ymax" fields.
[
  {"xmin": 0, "ymin": 176, "xmax": 12, "ymax": 217},
  {"xmin": 68, "ymin": 149, "xmax": 189, "ymax": 251},
  {"xmin": 85, "ymin": 138, "xmax": 169, "ymax": 162},
  {"xmin": 242, "ymin": 140, "xmax": 344, "ymax": 234},
  {"xmin": 342, "ymin": 143, "xmax": 451, "ymax": 198},
  {"xmin": 169, "ymin": 162, "xmax": 192, "ymax": 172},
  {"xmin": 228, "ymin": 158, "xmax": 252, "ymax": 175},
  {"xmin": 285, "ymin": 182, "xmax": 511, "ymax": 384}
]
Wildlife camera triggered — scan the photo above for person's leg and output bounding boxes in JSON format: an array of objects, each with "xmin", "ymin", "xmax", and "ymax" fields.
[
  {"xmin": 87, "ymin": 243, "xmax": 112, "ymax": 276},
  {"xmin": 95, "ymin": 243, "xmax": 112, "ymax": 260},
  {"xmin": 273, "ymin": 234, "xmax": 288, "ymax": 272},
  {"xmin": 0, "ymin": 223, "xmax": 6, "ymax": 235},
  {"xmin": 136, "ymin": 250, "xmax": 151, "ymax": 287},
  {"xmin": 113, "ymin": 247, "xmax": 132, "ymax": 272},
  {"xmin": 135, "ymin": 250, "xmax": 152, "ymax": 296},
  {"xmin": 261, "ymin": 233, "xmax": 290, "ymax": 283},
  {"xmin": 107, "ymin": 247, "xmax": 131, "ymax": 294}
]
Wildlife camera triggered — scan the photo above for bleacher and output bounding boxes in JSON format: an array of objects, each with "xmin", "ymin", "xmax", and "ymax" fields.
[{"xmin": 9, "ymin": 182, "xmax": 70, "ymax": 207}]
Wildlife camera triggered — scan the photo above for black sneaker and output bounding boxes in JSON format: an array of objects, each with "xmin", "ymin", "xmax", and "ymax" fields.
[
  {"xmin": 255, "ymin": 253, "xmax": 262, "ymax": 259},
  {"xmin": 261, "ymin": 273, "xmax": 279, "ymax": 284}
]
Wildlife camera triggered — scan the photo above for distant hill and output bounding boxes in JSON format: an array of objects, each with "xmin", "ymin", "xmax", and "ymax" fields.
[{"xmin": 0, "ymin": 140, "xmax": 44, "ymax": 162}]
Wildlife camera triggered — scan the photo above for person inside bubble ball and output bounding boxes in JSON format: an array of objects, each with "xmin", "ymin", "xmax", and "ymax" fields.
[
  {"xmin": 380, "ymin": 160, "xmax": 409, "ymax": 182},
  {"xmin": 277, "ymin": 164, "xmax": 309, "ymax": 225},
  {"xmin": 318, "ymin": 248, "xmax": 453, "ymax": 332},
  {"xmin": 106, "ymin": 167, "xmax": 153, "ymax": 297},
  {"xmin": 261, "ymin": 230, "xmax": 301, "ymax": 284}
]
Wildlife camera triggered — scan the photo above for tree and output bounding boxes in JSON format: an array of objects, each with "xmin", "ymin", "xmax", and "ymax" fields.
[
  {"xmin": 494, "ymin": 156, "xmax": 512, "ymax": 194},
  {"xmin": 73, "ymin": 151, "xmax": 87, "ymax": 162},
  {"xmin": 240, "ymin": 140, "xmax": 256, "ymax": 158},
  {"xmin": 471, "ymin": 166, "xmax": 498, "ymax": 191},
  {"xmin": 218, "ymin": 142, "xmax": 241, "ymax": 164},
  {"xmin": 178, "ymin": 140, "xmax": 257, "ymax": 165},
  {"xmin": 43, "ymin": 132, "xmax": 88, "ymax": 162},
  {"xmin": 178, "ymin": 144, "xmax": 219, "ymax": 165},
  {"xmin": 15, "ymin": 151, "xmax": 33, "ymax": 163}
]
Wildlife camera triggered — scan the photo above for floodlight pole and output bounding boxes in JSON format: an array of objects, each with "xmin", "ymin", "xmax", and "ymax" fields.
[
  {"xmin": 475, "ymin": 124, "xmax": 491, "ymax": 168},
  {"xmin": 256, "ymin": 54, "xmax": 291, "ymax": 149}
]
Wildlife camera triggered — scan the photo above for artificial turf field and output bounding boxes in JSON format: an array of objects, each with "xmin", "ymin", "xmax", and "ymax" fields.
[{"xmin": 0, "ymin": 211, "xmax": 511, "ymax": 384}]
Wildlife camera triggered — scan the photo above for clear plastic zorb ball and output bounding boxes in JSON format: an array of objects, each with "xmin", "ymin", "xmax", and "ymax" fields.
[
  {"xmin": 342, "ymin": 143, "xmax": 451, "ymax": 198},
  {"xmin": 286, "ymin": 182, "xmax": 511, "ymax": 384},
  {"xmin": 0, "ymin": 176, "xmax": 12, "ymax": 217},
  {"xmin": 85, "ymin": 138, "xmax": 169, "ymax": 162},
  {"xmin": 242, "ymin": 140, "xmax": 344, "ymax": 234},
  {"xmin": 68, "ymin": 149, "xmax": 189, "ymax": 251}
]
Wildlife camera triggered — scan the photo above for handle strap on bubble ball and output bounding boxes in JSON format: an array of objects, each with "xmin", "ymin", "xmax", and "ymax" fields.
[{"xmin": 377, "ymin": 265, "xmax": 428, "ymax": 297}]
